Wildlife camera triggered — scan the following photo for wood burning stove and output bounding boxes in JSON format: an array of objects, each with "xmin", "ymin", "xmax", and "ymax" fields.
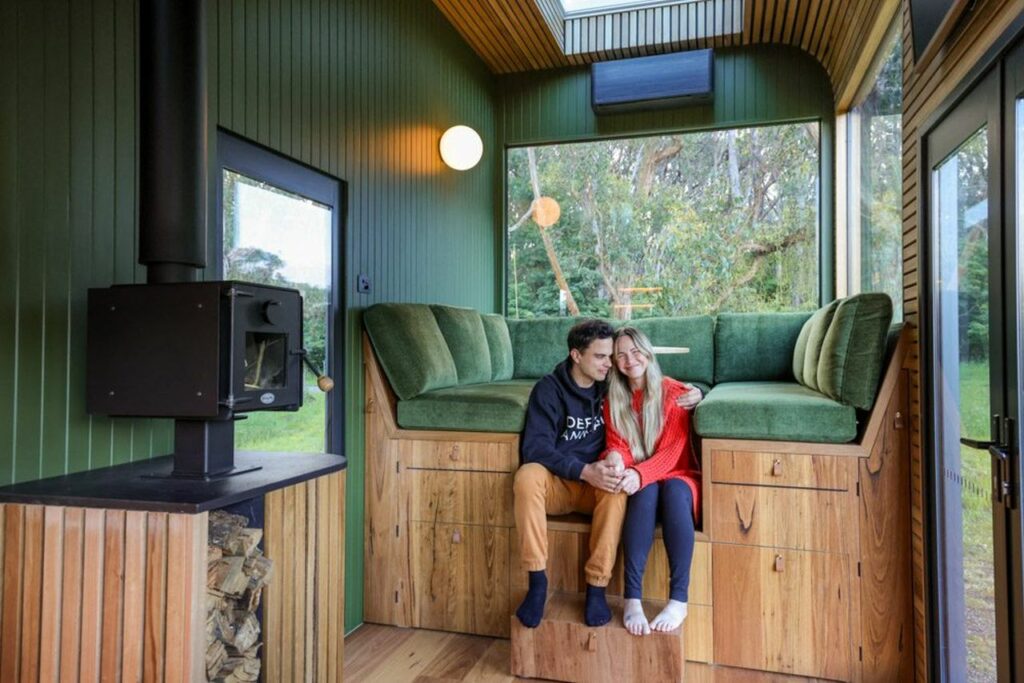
[{"xmin": 86, "ymin": 280, "xmax": 319, "ymax": 479}]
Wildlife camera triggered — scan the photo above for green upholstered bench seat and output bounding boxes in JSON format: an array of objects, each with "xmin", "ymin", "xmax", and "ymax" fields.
[
  {"xmin": 396, "ymin": 380, "xmax": 537, "ymax": 433},
  {"xmin": 694, "ymin": 381, "xmax": 858, "ymax": 443}
]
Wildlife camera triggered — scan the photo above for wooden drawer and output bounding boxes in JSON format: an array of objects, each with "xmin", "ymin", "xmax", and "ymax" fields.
[
  {"xmin": 407, "ymin": 469, "xmax": 513, "ymax": 526},
  {"xmin": 410, "ymin": 521, "xmax": 510, "ymax": 637},
  {"xmin": 713, "ymin": 545, "xmax": 851, "ymax": 681},
  {"xmin": 710, "ymin": 484, "xmax": 852, "ymax": 553},
  {"xmin": 399, "ymin": 439, "xmax": 515, "ymax": 472},
  {"xmin": 710, "ymin": 451, "xmax": 849, "ymax": 491}
]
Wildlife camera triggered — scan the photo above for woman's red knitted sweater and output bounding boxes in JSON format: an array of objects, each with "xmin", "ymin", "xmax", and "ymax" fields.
[{"xmin": 601, "ymin": 377, "xmax": 701, "ymax": 520}]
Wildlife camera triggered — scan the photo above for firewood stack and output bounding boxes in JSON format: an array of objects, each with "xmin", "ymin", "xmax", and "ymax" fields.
[{"xmin": 206, "ymin": 511, "xmax": 273, "ymax": 682}]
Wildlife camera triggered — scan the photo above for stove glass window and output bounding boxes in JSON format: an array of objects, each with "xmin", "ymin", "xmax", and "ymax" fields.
[{"xmin": 244, "ymin": 332, "xmax": 287, "ymax": 390}]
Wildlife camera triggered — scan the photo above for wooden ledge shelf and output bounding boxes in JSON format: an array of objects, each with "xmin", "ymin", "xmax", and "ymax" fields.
[{"xmin": 511, "ymin": 591, "xmax": 685, "ymax": 682}]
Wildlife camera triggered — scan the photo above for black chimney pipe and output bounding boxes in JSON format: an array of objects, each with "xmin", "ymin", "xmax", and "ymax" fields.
[{"xmin": 139, "ymin": 0, "xmax": 207, "ymax": 283}]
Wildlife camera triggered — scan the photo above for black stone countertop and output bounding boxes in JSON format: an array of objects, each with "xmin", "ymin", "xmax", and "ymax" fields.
[{"xmin": 0, "ymin": 452, "xmax": 347, "ymax": 513}]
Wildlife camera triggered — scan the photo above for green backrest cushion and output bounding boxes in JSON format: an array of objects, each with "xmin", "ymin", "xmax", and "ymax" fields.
[
  {"xmin": 630, "ymin": 316, "xmax": 715, "ymax": 385},
  {"xmin": 430, "ymin": 305, "xmax": 492, "ymax": 385},
  {"xmin": 481, "ymin": 313, "xmax": 514, "ymax": 381},
  {"xmin": 363, "ymin": 303, "xmax": 458, "ymax": 400},
  {"xmin": 794, "ymin": 300, "xmax": 840, "ymax": 391},
  {"xmin": 507, "ymin": 317, "xmax": 583, "ymax": 379},
  {"xmin": 715, "ymin": 312, "xmax": 812, "ymax": 383},
  {"xmin": 818, "ymin": 293, "xmax": 894, "ymax": 410}
]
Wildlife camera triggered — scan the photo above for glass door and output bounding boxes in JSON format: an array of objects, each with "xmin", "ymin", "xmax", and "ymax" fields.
[
  {"xmin": 927, "ymin": 51, "xmax": 1023, "ymax": 681},
  {"xmin": 1005, "ymin": 38, "xmax": 1024, "ymax": 678}
]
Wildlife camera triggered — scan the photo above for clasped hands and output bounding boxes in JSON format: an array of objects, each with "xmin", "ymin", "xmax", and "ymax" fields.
[{"xmin": 581, "ymin": 451, "xmax": 640, "ymax": 495}]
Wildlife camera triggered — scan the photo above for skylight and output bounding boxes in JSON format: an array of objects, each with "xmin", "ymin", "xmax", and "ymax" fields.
[{"xmin": 560, "ymin": 0, "xmax": 683, "ymax": 16}]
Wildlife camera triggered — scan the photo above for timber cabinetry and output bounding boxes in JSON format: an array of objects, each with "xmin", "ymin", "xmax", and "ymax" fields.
[{"xmin": 364, "ymin": 330, "xmax": 914, "ymax": 681}]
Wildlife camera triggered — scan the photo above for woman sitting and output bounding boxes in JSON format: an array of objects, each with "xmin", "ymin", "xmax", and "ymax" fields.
[{"xmin": 602, "ymin": 326, "xmax": 702, "ymax": 636}]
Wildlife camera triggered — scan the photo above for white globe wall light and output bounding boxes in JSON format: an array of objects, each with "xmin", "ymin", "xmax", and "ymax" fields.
[{"xmin": 439, "ymin": 125, "xmax": 483, "ymax": 170}]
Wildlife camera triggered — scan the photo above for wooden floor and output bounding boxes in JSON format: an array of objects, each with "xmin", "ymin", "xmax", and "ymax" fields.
[
  {"xmin": 344, "ymin": 624, "xmax": 518, "ymax": 682},
  {"xmin": 343, "ymin": 624, "xmax": 825, "ymax": 682}
]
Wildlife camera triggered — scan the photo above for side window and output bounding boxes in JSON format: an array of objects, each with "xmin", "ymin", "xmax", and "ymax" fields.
[{"xmin": 217, "ymin": 131, "xmax": 343, "ymax": 453}]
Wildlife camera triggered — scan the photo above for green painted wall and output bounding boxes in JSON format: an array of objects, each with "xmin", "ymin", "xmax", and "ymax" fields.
[
  {"xmin": 0, "ymin": 0, "xmax": 500, "ymax": 633},
  {"xmin": 498, "ymin": 45, "xmax": 836, "ymax": 302}
]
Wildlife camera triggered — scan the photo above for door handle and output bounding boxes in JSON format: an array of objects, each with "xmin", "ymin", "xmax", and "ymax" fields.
[{"xmin": 960, "ymin": 436, "xmax": 997, "ymax": 450}]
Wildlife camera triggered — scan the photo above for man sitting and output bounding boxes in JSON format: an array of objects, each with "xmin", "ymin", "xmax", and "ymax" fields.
[{"xmin": 513, "ymin": 319, "xmax": 627, "ymax": 628}]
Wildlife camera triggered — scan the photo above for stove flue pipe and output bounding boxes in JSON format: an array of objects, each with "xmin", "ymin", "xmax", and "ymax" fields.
[{"xmin": 138, "ymin": 0, "xmax": 208, "ymax": 284}]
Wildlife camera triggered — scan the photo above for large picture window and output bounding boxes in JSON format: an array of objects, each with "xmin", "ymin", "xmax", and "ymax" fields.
[
  {"xmin": 847, "ymin": 28, "xmax": 903, "ymax": 316},
  {"xmin": 507, "ymin": 122, "xmax": 821, "ymax": 319}
]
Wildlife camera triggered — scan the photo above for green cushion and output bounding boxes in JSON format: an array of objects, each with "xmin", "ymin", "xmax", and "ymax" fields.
[
  {"xmin": 397, "ymin": 380, "xmax": 537, "ymax": 432},
  {"xmin": 481, "ymin": 314, "xmax": 514, "ymax": 381},
  {"xmin": 795, "ymin": 300, "xmax": 840, "ymax": 391},
  {"xmin": 430, "ymin": 305, "xmax": 492, "ymax": 385},
  {"xmin": 694, "ymin": 382, "xmax": 858, "ymax": 443},
  {"xmin": 714, "ymin": 312, "xmax": 812, "ymax": 383},
  {"xmin": 363, "ymin": 304, "xmax": 458, "ymax": 400},
  {"xmin": 508, "ymin": 317, "xmax": 583, "ymax": 379},
  {"xmin": 818, "ymin": 293, "xmax": 894, "ymax": 410},
  {"xmin": 630, "ymin": 316, "xmax": 715, "ymax": 386}
]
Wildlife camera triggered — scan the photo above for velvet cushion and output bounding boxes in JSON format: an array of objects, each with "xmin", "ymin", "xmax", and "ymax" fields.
[
  {"xmin": 364, "ymin": 303, "xmax": 458, "ymax": 400},
  {"xmin": 430, "ymin": 305, "xmax": 492, "ymax": 385},
  {"xmin": 507, "ymin": 317, "xmax": 583, "ymax": 379},
  {"xmin": 630, "ymin": 316, "xmax": 715, "ymax": 386},
  {"xmin": 694, "ymin": 382, "xmax": 858, "ymax": 443},
  {"xmin": 397, "ymin": 380, "xmax": 536, "ymax": 432},
  {"xmin": 797, "ymin": 300, "xmax": 840, "ymax": 391},
  {"xmin": 817, "ymin": 293, "xmax": 894, "ymax": 410},
  {"xmin": 481, "ymin": 314, "xmax": 514, "ymax": 381},
  {"xmin": 714, "ymin": 312, "xmax": 812, "ymax": 383}
]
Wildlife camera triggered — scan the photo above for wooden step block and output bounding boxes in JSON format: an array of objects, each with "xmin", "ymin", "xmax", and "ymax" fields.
[{"xmin": 510, "ymin": 592, "xmax": 685, "ymax": 682}]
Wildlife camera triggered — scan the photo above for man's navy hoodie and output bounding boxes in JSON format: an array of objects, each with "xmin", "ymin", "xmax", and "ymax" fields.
[{"xmin": 520, "ymin": 358, "xmax": 606, "ymax": 481}]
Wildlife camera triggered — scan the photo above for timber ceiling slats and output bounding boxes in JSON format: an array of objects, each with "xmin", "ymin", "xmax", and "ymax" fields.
[{"xmin": 431, "ymin": 0, "xmax": 901, "ymax": 100}]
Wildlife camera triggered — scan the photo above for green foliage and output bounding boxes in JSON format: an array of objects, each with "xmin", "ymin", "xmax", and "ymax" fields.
[{"xmin": 508, "ymin": 122, "xmax": 821, "ymax": 319}]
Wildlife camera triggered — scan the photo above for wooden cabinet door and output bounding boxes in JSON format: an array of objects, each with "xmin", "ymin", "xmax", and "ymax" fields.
[
  {"xmin": 410, "ymin": 521, "xmax": 510, "ymax": 637},
  {"xmin": 713, "ymin": 544, "xmax": 852, "ymax": 680}
]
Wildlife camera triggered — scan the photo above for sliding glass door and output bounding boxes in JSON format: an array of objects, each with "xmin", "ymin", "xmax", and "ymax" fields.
[{"xmin": 927, "ymin": 42, "xmax": 1024, "ymax": 683}]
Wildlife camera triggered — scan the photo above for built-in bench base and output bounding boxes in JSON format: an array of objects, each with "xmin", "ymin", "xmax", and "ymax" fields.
[
  {"xmin": 362, "ymin": 329, "xmax": 914, "ymax": 681},
  {"xmin": 510, "ymin": 592, "xmax": 685, "ymax": 682}
]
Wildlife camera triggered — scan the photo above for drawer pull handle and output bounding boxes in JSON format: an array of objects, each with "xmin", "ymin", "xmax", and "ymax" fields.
[
  {"xmin": 772, "ymin": 459, "xmax": 782, "ymax": 476},
  {"xmin": 587, "ymin": 633, "xmax": 597, "ymax": 652},
  {"xmin": 452, "ymin": 530, "xmax": 462, "ymax": 544},
  {"xmin": 449, "ymin": 445, "xmax": 460, "ymax": 461},
  {"xmin": 774, "ymin": 555, "xmax": 784, "ymax": 572}
]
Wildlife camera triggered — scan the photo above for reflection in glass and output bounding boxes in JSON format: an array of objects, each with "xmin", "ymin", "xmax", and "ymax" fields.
[
  {"xmin": 933, "ymin": 127, "xmax": 995, "ymax": 682},
  {"xmin": 244, "ymin": 332, "xmax": 287, "ymax": 390},
  {"xmin": 850, "ymin": 32, "xmax": 903, "ymax": 315},
  {"xmin": 223, "ymin": 170, "xmax": 332, "ymax": 452}
]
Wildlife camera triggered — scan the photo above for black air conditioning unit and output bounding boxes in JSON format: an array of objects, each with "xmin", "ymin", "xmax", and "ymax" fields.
[{"xmin": 591, "ymin": 49, "xmax": 714, "ymax": 114}]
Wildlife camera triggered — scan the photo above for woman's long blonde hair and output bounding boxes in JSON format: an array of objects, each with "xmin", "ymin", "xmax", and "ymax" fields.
[{"xmin": 607, "ymin": 327, "xmax": 663, "ymax": 463}]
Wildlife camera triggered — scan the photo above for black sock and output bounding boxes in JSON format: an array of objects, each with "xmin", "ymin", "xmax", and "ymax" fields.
[
  {"xmin": 515, "ymin": 570, "xmax": 548, "ymax": 628},
  {"xmin": 585, "ymin": 583, "xmax": 611, "ymax": 627}
]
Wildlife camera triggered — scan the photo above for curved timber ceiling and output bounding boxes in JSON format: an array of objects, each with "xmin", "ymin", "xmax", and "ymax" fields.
[{"xmin": 431, "ymin": 0, "xmax": 899, "ymax": 106}]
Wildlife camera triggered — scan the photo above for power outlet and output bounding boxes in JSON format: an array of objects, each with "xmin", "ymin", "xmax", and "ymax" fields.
[{"xmin": 357, "ymin": 273, "xmax": 372, "ymax": 294}]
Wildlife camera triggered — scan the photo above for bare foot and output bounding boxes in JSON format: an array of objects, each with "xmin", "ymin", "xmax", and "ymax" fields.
[
  {"xmin": 650, "ymin": 600, "xmax": 687, "ymax": 632},
  {"xmin": 623, "ymin": 598, "xmax": 650, "ymax": 636}
]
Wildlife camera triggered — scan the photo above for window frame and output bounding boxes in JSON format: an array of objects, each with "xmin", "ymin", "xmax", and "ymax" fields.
[{"xmin": 214, "ymin": 128, "xmax": 346, "ymax": 456}]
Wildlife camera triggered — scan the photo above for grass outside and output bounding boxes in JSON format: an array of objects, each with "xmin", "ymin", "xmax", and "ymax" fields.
[
  {"xmin": 958, "ymin": 360, "xmax": 996, "ymax": 682},
  {"xmin": 234, "ymin": 369, "xmax": 327, "ymax": 453}
]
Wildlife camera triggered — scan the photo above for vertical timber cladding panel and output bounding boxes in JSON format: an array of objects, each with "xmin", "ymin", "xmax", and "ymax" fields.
[
  {"xmin": 0, "ymin": 505, "xmax": 207, "ymax": 682},
  {"xmin": 860, "ymin": 370, "xmax": 914, "ymax": 680},
  {"xmin": 263, "ymin": 470, "xmax": 347, "ymax": 682},
  {"xmin": 900, "ymin": 2, "xmax": 1023, "ymax": 679}
]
